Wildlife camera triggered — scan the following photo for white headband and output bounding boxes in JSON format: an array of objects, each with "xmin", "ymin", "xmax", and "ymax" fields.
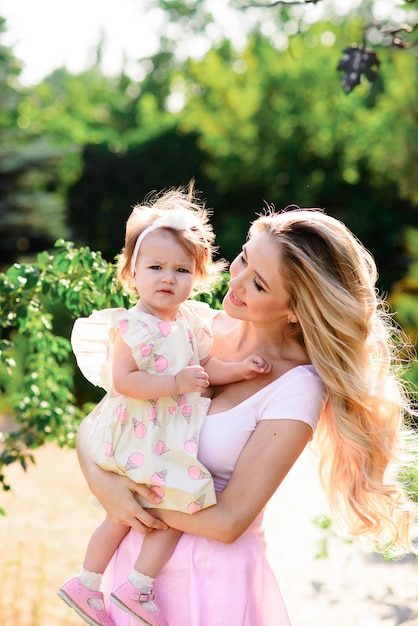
[{"xmin": 130, "ymin": 211, "xmax": 201, "ymax": 277}]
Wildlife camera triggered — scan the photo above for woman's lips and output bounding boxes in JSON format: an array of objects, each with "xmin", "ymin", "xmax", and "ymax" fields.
[{"xmin": 228, "ymin": 289, "xmax": 245, "ymax": 306}]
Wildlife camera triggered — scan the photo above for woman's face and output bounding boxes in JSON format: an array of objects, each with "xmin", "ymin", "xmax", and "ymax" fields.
[{"xmin": 223, "ymin": 229, "xmax": 296, "ymax": 326}]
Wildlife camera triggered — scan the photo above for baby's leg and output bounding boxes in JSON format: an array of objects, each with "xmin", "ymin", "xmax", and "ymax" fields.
[
  {"xmin": 58, "ymin": 515, "xmax": 128, "ymax": 621},
  {"xmin": 84, "ymin": 515, "xmax": 130, "ymax": 574},
  {"xmin": 110, "ymin": 528, "xmax": 182, "ymax": 621},
  {"xmin": 134, "ymin": 527, "xmax": 182, "ymax": 578}
]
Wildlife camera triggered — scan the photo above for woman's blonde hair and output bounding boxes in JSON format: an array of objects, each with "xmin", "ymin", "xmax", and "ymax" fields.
[
  {"xmin": 117, "ymin": 184, "xmax": 226, "ymax": 295},
  {"xmin": 250, "ymin": 207, "xmax": 416, "ymax": 553}
]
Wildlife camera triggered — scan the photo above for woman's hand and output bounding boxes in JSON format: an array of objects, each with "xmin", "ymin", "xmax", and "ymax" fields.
[
  {"xmin": 92, "ymin": 466, "xmax": 168, "ymax": 533},
  {"xmin": 76, "ymin": 416, "xmax": 168, "ymax": 534}
]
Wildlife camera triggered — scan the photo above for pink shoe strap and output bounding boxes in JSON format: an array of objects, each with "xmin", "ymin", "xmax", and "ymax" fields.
[
  {"xmin": 138, "ymin": 591, "xmax": 155, "ymax": 602},
  {"xmin": 86, "ymin": 589, "xmax": 105, "ymax": 599}
]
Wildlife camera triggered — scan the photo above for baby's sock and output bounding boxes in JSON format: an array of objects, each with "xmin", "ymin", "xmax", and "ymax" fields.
[
  {"xmin": 128, "ymin": 569, "xmax": 158, "ymax": 612},
  {"xmin": 78, "ymin": 567, "xmax": 105, "ymax": 610}
]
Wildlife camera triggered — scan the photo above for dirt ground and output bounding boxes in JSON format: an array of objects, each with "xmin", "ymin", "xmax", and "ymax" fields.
[{"xmin": 0, "ymin": 442, "xmax": 417, "ymax": 626}]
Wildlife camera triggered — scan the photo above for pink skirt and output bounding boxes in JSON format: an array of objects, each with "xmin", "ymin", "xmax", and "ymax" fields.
[{"xmin": 103, "ymin": 512, "xmax": 291, "ymax": 626}]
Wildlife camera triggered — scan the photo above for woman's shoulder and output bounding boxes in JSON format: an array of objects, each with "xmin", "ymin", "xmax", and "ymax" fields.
[
  {"xmin": 267, "ymin": 364, "xmax": 325, "ymax": 397},
  {"xmin": 280, "ymin": 363, "xmax": 321, "ymax": 381},
  {"xmin": 258, "ymin": 365, "xmax": 327, "ymax": 430}
]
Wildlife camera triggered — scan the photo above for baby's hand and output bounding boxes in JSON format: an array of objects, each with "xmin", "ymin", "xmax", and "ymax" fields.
[
  {"xmin": 241, "ymin": 355, "xmax": 272, "ymax": 380},
  {"xmin": 175, "ymin": 365, "xmax": 210, "ymax": 394}
]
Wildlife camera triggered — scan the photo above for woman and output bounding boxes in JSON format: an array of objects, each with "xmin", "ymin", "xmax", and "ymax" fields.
[{"xmin": 77, "ymin": 207, "xmax": 415, "ymax": 626}]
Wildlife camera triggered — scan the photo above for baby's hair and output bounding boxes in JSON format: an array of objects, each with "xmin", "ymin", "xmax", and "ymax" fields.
[
  {"xmin": 250, "ymin": 207, "xmax": 417, "ymax": 553},
  {"xmin": 117, "ymin": 183, "xmax": 226, "ymax": 295}
]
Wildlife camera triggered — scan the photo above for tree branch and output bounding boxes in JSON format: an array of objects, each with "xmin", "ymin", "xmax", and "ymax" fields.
[{"xmin": 241, "ymin": 0, "xmax": 321, "ymax": 8}]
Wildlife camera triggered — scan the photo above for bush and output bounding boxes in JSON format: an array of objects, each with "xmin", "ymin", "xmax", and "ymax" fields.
[{"xmin": 0, "ymin": 239, "xmax": 228, "ymax": 492}]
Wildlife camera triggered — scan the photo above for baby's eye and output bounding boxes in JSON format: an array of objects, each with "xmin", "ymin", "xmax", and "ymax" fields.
[
  {"xmin": 177, "ymin": 267, "xmax": 190, "ymax": 273},
  {"xmin": 149, "ymin": 265, "xmax": 162, "ymax": 270}
]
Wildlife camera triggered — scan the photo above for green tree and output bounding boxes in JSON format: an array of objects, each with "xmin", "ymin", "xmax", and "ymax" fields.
[
  {"xmin": 174, "ymin": 25, "xmax": 417, "ymax": 290},
  {"xmin": 67, "ymin": 131, "xmax": 211, "ymax": 260},
  {"xmin": 21, "ymin": 21, "xmax": 415, "ymax": 293},
  {"xmin": 17, "ymin": 50, "xmax": 186, "ymax": 255},
  {"xmin": 18, "ymin": 47, "xmax": 181, "ymax": 151},
  {"xmin": 0, "ymin": 17, "xmax": 76, "ymax": 268},
  {"xmin": 20, "ymin": 66, "xmax": 137, "ymax": 149}
]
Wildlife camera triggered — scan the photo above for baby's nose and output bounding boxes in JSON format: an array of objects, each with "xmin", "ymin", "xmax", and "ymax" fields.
[{"xmin": 162, "ymin": 271, "xmax": 175, "ymax": 283}]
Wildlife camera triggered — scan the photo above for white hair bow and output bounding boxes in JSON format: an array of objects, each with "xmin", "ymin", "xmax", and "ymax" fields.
[{"xmin": 130, "ymin": 210, "xmax": 200, "ymax": 277}]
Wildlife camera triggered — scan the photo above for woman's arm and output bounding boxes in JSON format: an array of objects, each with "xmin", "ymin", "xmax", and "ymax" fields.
[
  {"xmin": 76, "ymin": 415, "xmax": 168, "ymax": 534},
  {"xmin": 155, "ymin": 418, "xmax": 312, "ymax": 543}
]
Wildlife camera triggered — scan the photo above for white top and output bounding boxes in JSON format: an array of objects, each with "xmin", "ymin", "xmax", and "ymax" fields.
[{"xmin": 198, "ymin": 365, "xmax": 327, "ymax": 491}]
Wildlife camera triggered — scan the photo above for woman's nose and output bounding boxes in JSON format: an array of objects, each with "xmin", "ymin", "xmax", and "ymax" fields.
[
  {"xmin": 229, "ymin": 272, "xmax": 243, "ymax": 292},
  {"xmin": 228, "ymin": 257, "xmax": 246, "ymax": 291}
]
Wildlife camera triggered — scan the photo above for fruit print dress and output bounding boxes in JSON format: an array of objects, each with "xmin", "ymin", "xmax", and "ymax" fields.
[{"xmin": 71, "ymin": 300, "xmax": 217, "ymax": 514}]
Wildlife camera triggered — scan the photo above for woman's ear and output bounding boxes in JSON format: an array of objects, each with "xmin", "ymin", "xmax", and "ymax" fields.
[{"xmin": 288, "ymin": 312, "xmax": 298, "ymax": 324}]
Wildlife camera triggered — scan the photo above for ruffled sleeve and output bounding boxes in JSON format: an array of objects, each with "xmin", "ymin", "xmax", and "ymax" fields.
[
  {"xmin": 179, "ymin": 300, "xmax": 219, "ymax": 361},
  {"xmin": 110, "ymin": 310, "xmax": 162, "ymax": 373},
  {"xmin": 71, "ymin": 308, "xmax": 125, "ymax": 392}
]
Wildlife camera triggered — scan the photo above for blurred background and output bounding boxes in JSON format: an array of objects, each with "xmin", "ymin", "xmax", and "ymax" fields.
[
  {"xmin": 0, "ymin": 0, "xmax": 418, "ymax": 626},
  {"xmin": 1, "ymin": 0, "xmax": 417, "ymax": 293},
  {"xmin": 2, "ymin": 0, "xmax": 417, "ymax": 375}
]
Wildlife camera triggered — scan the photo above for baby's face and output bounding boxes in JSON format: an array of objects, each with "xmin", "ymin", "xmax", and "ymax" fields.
[{"xmin": 132, "ymin": 229, "xmax": 196, "ymax": 321}]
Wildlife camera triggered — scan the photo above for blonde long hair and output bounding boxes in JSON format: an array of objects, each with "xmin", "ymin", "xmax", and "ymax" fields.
[{"xmin": 250, "ymin": 208, "xmax": 416, "ymax": 552}]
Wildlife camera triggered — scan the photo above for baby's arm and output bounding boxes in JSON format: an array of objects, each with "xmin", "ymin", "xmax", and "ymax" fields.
[
  {"xmin": 112, "ymin": 330, "xmax": 209, "ymax": 398},
  {"xmin": 202, "ymin": 354, "xmax": 272, "ymax": 386}
]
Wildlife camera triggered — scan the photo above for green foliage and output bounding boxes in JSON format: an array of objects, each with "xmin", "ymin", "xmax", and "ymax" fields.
[
  {"xmin": 20, "ymin": 67, "xmax": 136, "ymax": 148},
  {"xmin": 0, "ymin": 240, "xmax": 130, "ymax": 490},
  {"xmin": 178, "ymin": 23, "xmax": 418, "ymax": 200},
  {"xmin": 4, "ymin": 15, "xmax": 417, "ymax": 292},
  {"xmin": 398, "ymin": 456, "xmax": 418, "ymax": 504},
  {"xmin": 173, "ymin": 26, "xmax": 418, "ymax": 291},
  {"xmin": 1, "ymin": 6, "xmax": 418, "ymax": 494},
  {"xmin": 389, "ymin": 228, "xmax": 418, "ymax": 390},
  {"xmin": 20, "ymin": 59, "xmax": 180, "ymax": 151},
  {"xmin": 0, "ymin": 240, "xmax": 227, "ymax": 491},
  {"xmin": 153, "ymin": 0, "xmax": 214, "ymax": 34}
]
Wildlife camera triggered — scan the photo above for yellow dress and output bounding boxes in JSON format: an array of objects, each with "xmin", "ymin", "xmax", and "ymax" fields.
[{"xmin": 71, "ymin": 300, "xmax": 217, "ymax": 513}]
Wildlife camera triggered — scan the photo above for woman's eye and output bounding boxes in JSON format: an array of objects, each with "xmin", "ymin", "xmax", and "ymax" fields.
[
  {"xmin": 253, "ymin": 278, "xmax": 264, "ymax": 292},
  {"xmin": 239, "ymin": 253, "xmax": 247, "ymax": 265}
]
